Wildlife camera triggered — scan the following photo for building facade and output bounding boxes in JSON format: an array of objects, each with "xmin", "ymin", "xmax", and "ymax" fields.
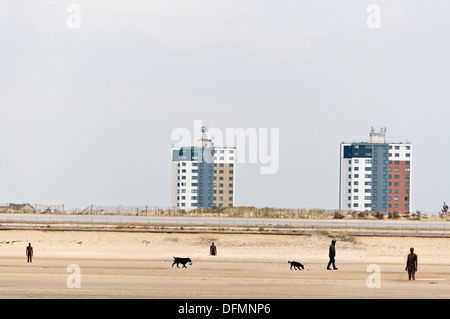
[
  {"xmin": 171, "ymin": 138, "xmax": 236, "ymax": 210},
  {"xmin": 339, "ymin": 128, "xmax": 412, "ymax": 213}
]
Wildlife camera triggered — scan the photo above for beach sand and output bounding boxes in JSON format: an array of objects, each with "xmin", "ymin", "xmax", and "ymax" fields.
[{"xmin": 1, "ymin": 229, "xmax": 450, "ymax": 298}]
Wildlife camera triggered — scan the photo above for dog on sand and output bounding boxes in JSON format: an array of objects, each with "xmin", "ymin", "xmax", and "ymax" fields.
[
  {"xmin": 288, "ymin": 260, "xmax": 304, "ymax": 270},
  {"xmin": 172, "ymin": 257, "xmax": 193, "ymax": 268}
]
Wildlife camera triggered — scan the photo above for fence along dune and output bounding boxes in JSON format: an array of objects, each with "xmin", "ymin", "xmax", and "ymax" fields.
[{"xmin": 0, "ymin": 204, "xmax": 439, "ymax": 222}]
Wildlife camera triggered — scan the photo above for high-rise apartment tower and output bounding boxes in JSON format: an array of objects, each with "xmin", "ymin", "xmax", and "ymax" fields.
[
  {"xmin": 171, "ymin": 128, "xmax": 236, "ymax": 210},
  {"xmin": 339, "ymin": 128, "xmax": 412, "ymax": 213}
]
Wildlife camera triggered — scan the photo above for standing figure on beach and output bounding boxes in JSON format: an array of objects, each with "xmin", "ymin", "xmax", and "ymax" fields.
[
  {"xmin": 327, "ymin": 240, "xmax": 338, "ymax": 270},
  {"xmin": 26, "ymin": 243, "xmax": 33, "ymax": 263},
  {"xmin": 405, "ymin": 247, "xmax": 418, "ymax": 280},
  {"xmin": 443, "ymin": 202, "xmax": 449, "ymax": 220},
  {"xmin": 210, "ymin": 242, "xmax": 217, "ymax": 256}
]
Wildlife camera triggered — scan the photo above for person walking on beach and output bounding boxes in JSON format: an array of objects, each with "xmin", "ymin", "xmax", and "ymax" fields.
[
  {"xmin": 210, "ymin": 242, "xmax": 217, "ymax": 256},
  {"xmin": 405, "ymin": 247, "xmax": 418, "ymax": 280},
  {"xmin": 26, "ymin": 243, "xmax": 33, "ymax": 263},
  {"xmin": 327, "ymin": 240, "xmax": 338, "ymax": 270}
]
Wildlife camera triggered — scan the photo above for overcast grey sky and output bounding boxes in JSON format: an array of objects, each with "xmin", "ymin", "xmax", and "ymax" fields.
[{"xmin": 0, "ymin": 1, "xmax": 449, "ymax": 213}]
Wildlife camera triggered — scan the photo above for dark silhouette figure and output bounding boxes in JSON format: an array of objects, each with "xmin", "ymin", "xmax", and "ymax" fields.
[
  {"xmin": 26, "ymin": 243, "xmax": 33, "ymax": 263},
  {"xmin": 210, "ymin": 242, "xmax": 217, "ymax": 256},
  {"xmin": 443, "ymin": 202, "xmax": 449, "ymax": 218},
  {"xmin": 327, "ymin": 240, "xmax": 338, "ymax": 270},
  {"xmin": 405, "ymin": 247, "xmax": 418, "ymax": 280}
]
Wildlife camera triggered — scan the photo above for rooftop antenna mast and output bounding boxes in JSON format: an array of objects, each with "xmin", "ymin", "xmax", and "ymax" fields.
[
  {"xmin": 201, "ymin": 126, "xmax": 208, "ymax": 140},
  {"xmin": 199, "ymin": 125, "xmax": 212, "ymax": 148}
]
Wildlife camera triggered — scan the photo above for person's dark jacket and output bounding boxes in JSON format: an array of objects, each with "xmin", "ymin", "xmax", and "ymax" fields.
[{"xmin": 329, "ymin": 240, "xmax": 336, "ymax": 257}]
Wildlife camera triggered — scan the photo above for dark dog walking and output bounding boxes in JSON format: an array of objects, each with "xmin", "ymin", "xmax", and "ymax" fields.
[
  {"xmin": 172, "ymin": 257, "xmax": 193, "ymax": 268},
  {"xmin": 288, "ymin": 261, "xmax": 304, "ymax": 270}
]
